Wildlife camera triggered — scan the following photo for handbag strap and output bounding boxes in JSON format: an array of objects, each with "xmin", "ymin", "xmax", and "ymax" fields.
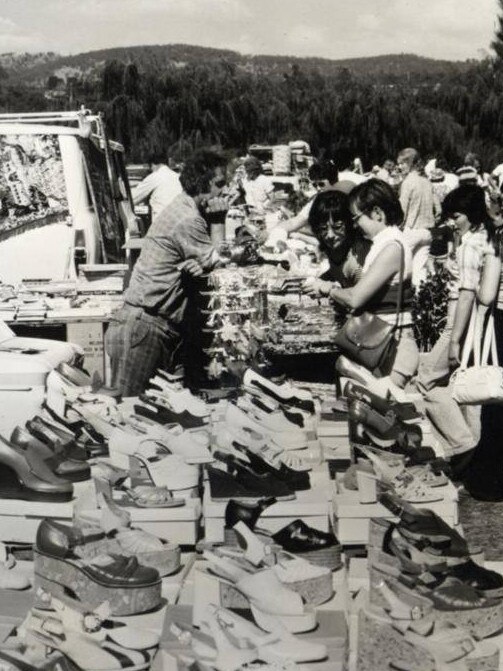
[
  {"xmin": 391, "ymin": 240, "xmax": 405, "ymax": 330},
  {"xmin": 481, "ymin": 307, "xmax": 499, "ymax": 366},
  {"xmin": 459, "ymin": 302, "xmax": 478, "ymax": 370}
]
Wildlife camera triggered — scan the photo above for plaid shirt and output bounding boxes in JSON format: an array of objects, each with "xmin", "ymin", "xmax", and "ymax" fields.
[
  {"xmin": 448, "ymin": 227, "xmax": 494, "ymax": 300},
  {"xmin": 125, "ymin": 192, "xmax": 215, "ymax": 324}
]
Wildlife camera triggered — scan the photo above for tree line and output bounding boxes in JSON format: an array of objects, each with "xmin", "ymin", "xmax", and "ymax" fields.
[{"xmin": 3, "ymin": 49, "xmax": 503, "ymax": 172}]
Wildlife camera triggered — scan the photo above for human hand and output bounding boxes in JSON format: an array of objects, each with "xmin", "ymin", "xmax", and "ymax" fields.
[
  {"xmin": 303, "ymin": 278, "xmax": 332, "ymax": 297},
  {"xmin": 178, "ymin": 259, "xmax": 204, "ymax": 277},
  {"xmin": 448, "ymin": 341, "xmax": 461, "ymax": 369},
  {"xmin": 206, "ymin": 196, "xmax": 229, "ymax": 214}
]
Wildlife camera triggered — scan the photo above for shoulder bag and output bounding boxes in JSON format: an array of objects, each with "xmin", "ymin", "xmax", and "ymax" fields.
[
  {"xmin": 452, "ymin": 302, "xmax": 503, "ymax": 405},
  {"xmin": 333, "ymin": 242, "xmax": 404, "ymax": 377}
]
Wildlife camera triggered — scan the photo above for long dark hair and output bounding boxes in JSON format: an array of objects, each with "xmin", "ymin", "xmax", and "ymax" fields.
[{"xmin": 442, "ymin": 184, "xmax": 495, "ymax": 241}]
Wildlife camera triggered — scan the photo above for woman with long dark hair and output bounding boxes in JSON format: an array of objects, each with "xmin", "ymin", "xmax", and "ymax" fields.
[{"xmin": 416, "ymin": 184, "xmax": 496, "ymax": 478}]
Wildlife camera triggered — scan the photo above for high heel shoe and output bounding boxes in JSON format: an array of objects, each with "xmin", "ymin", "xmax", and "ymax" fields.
[
  {"xmin": 10, "ymin": 426, "xmax": 90, "ymax": 483},
  {"xmin": 213, "ymin": 452, "xmax": 295, "ymax": 501},
  {"xmin": 135, "ymin": 397, "xmax": 208, "ymax": 430},
  {"xmin": 358, "ymin": 576, "xmax": 499, "ymax": 671},
  {"xmin": 224, "ymin": 498, "xmax": 277, "ymax": 544},
  {"xmin": 26, "ymin": 415, "xmax": 89, "ymax": 462},
  {"xmin": 242, "ymin": 368, "xmax": 316, "ymax": 414},
  {"xmin": 74, "ymin": 491, "xmax": 181, "ymax": 577},
  {"xmin": 170, "ymin": 618, "xmax": 257, "ymax": 671},
  {"xmin": 107, "ymin": 427, "xmax": 199, "ymax": 492},
  {"xmin": 232, "ymin": 521, "xmax": 333, "ymax": 605},
  {"xmin": 343, "ymin": 380, "xmax": 422, "ymax": 424},
  {"xmin": 370, "ymin": 520, "xmax": 503, "ymax": 600},
  {"xmin": 34, "ymin": 519, "xmax": 162, "ymax": 616},
  {"xmin": 355, "ymin": 445, "xmax": 445, "ymax": 503},
  {"xmin": 348, "ymin": 401, "xmax": 435, "ymax": 465},
  {"xmin": 24, "ymin": 593, "xmax": 159, "ymax": 671},
  {"xmin": 195, "ymin": 552, "xmax": 316, "ymax": 634},
  {"xmin": 232, "ymin": 443, "xmax": 310, "ymax": 491},
  {"xmin": 0, "ymin": 433, "xmax": 73, "ymax": 502},
  {"xmin": 125, "ymin": 414, "xmax": 212, "ymax": 464},
  {"xmin": 369, "ymin": 561, "xmax": 503, "ymax": 640},
  {"xmin": 200, "ymin": 605, "xmax": 328, "ymax": 664},
  {"xmin": 224, "ymin": 499, "xmax": 341, "ymax": 570}
]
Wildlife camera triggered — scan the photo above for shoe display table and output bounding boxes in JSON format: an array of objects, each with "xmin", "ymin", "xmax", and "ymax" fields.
[
  {"xmin": 0, "ymin": 489, "xmax": 202, "ymax": 546},
  {"xmin": 202, "ymin": 462, "xmax": 333, "ymax": 543},
  {"xmin": 155, "ymin": 604, "xmax": 348, "ymax": 671},
  {"xmin": 332, "ymin": 480, "xmax": 459, "ymax": 546}
]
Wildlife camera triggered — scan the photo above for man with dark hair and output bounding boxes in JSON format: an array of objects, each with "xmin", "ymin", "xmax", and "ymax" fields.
[
  {"xmin": 131, "ymin": 150, "xmax": 182, "ymax": 222},
  {"xmin": 105, "ymin": 149, "xmax": 229, "ymax": 396},
  {"xmin": 273, "ymin": 160, "xmax": 343, "ymax": 236}
]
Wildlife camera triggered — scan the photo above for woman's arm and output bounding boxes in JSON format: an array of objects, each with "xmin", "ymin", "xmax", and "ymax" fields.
[{"xmin": 328, "ymin": 243, "xmax": 401, "ymax": 310}]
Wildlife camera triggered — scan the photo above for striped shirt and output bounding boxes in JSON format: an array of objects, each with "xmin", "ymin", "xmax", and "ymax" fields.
[{"xmin": 448, "ymin": 227, "xmax": 495, "ymax": 301}]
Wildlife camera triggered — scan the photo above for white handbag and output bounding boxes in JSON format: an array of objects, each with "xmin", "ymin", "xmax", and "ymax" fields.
[{"xmin": 452, "ymin": 303, "xmax": 503, "ymax": 405}]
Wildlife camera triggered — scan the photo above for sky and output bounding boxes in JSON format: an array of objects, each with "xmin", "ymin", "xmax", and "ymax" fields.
[{"xmin": 0, "ymin": 0, "xmax": 499, "ymax": 62}]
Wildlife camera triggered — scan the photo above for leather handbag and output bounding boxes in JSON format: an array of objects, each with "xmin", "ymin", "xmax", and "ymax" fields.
[
  {"xmin": 333, "ymin": 242, "xmax": 404, "ymax": 376},
  {"xmin": 452, "ymin": 303, "xmax": 503, "ymax": 405}
]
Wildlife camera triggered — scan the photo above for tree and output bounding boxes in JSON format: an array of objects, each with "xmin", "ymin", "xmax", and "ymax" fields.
[{"xmin": 492, "ymin": 0, "xmax": 503, "ymax": 61}]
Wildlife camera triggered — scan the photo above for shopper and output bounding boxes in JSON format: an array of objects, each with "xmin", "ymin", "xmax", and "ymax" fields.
[
  {"xmin": 462, "ymin": 225, "xmax": 503, "ymax": 500},
  {"xmin": 416, "ymin": 184, "xmax": 496, "ymax": 478},
  {"xmin": 303, "ymin": 189, "xmax": 371, "ymax": 287},
  {"xmin": 239, "ymin": 156, "xmax": 274, "ymax": 213},
  {"xmin": 397, "ymin": 147, "xmax": 440, "ymax": 287},
  {"xmin": 305, "ymin": 179, "xmax": 418, "ymax": 388},
  {"xmin": 106, "ymin": 148, "xmax": 231, "ymax": 396},
  {"xmin": 131, "ymin": 151, "xmax": 182, "ymax": 223},
  {"xmin": 273, "ymin": 160, "xmax": 348, "ymax": 236}
]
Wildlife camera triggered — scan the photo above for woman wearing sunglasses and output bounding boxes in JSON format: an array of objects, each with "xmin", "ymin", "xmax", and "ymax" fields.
[{"xmin": 305, "ymin": 178, "xmax": 417, "ymax": 388}]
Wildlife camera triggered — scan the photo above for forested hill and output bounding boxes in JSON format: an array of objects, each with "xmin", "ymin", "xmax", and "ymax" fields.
[
  {"xmin": 0, "ymin": 43, "xmax": 474, "ymax": 84},
  {"xmin": 0, "ymin": 42, "xmax": 500, "ymax": 172}
]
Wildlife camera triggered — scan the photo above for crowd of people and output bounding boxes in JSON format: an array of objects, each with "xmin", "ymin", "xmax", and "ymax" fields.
[{"xmin": 107, "ymin": 144, "xmax": 503, "ymax": 503}]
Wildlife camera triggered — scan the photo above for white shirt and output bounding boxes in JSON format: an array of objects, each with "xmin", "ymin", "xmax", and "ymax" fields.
[
  {"xmin": 242, "ymin": 174, "xmax": 274, "ymax": 212},
  {"xmin": 131, "ymin": 165, "xmax": 182, "ymax": 222},
  {"xmin": 362, "ymin": 226, "xmax": 413, "ymax": 325},
  {"xmin": 362, "ymin": 226, "xmax": 413, "ymax": 283}
]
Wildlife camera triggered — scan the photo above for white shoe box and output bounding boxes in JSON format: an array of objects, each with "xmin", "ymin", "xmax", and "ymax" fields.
[
  {"xmin": 332, "ymin": 480, "xmax": 458, "ymax": 546},
  {"xmin": 203, "ymin": 463, "xmax": 332, "ymax": 543},
  {"xmin": 0, "ymin": 481, "xmax": 202, "ymax": 546}
]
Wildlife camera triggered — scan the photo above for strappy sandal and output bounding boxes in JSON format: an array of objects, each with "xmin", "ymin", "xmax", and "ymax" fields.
[
  {"xmin": 215, "ymin": 522, "xmax": 333, "ymax": 607},
  {"xmin": 117, "ymin": 484, "xmax": 185, "ymax": 509},
  {"xmin": 24, "ymin": 596, "xmax": 159, "ymax": 671},
  {"xmin": 370, "ymin": 562, "xmax": 503, "ymax": 640},
  {"xmin": 170, "ymin": 618, "xmax": 258, "ymax": 671},
  {"xmin": 358, "ymin": 601, "xmax": 499, "ymax": 671},
  {"xmin": 379, "ymin": 492, "xmax": 471, "ymax": 551},
  {"xmin": 200, "ymin": 605, "xmax": 328, "ymax": 665}
]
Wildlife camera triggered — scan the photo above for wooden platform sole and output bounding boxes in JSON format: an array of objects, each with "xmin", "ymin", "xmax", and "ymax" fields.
[{"xmin": 34, "ymin": 552, "xmax": 161, "ymax": 616}]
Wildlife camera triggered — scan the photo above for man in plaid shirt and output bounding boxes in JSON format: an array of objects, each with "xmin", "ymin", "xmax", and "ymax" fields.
[{"xmin": 105, "ymin": 149, "xmax": 229, "ymax": 396}]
